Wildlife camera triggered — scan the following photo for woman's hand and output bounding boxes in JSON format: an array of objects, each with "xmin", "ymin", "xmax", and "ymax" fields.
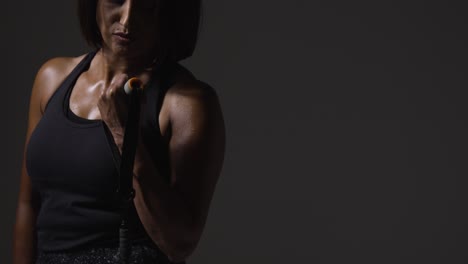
[{"xmin": 97, "ymin": 74, "xmax": 131, "ymax": 150}]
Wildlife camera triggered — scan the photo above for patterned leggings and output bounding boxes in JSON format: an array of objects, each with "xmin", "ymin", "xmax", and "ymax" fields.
[{"xmin": 36, "ymin": 243, "xmax": 181, "ymax": 264}]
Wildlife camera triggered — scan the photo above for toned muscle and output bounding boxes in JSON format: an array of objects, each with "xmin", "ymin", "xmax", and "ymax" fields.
[
  {"xmin": 13, "ymin": 55, "xmax": 84, "ymax": 264},
  {"xmin": 132, "ymin": 79, "xmax": 225, "ymax": 262},
  {"xmin": 165, "ymin": 81, "xmax": 225, "ymax": 224}
]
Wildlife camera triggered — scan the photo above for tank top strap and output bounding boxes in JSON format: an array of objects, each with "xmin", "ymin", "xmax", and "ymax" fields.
[
  {"xmin": 143, "ymin": 60, "xmax": 177, "ymax": 131},
  {"xmin": 43, "ymin": 50, "xmax": 98, "ymax": 117}
]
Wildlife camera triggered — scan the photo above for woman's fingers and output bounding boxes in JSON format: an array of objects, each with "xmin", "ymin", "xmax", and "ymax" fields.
[
  {"xmin": 98, "ymin": 73, "xmax": 147, "ymax": 126},
  {"xmin": 97, "ymin": 73, "xmax": 147, "ymax": 148},
  {"xmin": 105, "ymin": 74, "xmax": 129, "ymax": 99},
  {"xmin": 97, "ymin": 73, "xmax": 130, "ymax": 127},
  {"xmin": 101, "ymin": 74, "xmax": 147, "ymax": 104}
]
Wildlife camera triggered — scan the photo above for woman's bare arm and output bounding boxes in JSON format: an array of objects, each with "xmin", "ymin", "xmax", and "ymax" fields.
[
  {"xmin": 13, "ymin": 56, "xmax": 82, "ymax": 264},
  {"xmin": 132, "ymin": 80, "xmax": 226, "ymax": 263}
]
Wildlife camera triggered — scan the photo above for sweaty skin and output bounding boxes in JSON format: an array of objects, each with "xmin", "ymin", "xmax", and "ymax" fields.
[{"xmin": 13, "ymin": 0, "xmax": 225, "ymax": 263}]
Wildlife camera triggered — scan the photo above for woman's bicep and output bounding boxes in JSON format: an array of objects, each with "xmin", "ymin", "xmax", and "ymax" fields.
[{"xmin": 167, "ymin": 82, "xmax": 226, "ymax": 228}]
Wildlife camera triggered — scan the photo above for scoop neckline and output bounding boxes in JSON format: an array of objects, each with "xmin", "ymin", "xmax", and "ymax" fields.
[
  {"xmin": 62, "ymin": 51, "xmax": 103, "ymax": 128},
  {"xmin": 61, "ymin": 50, "xmax": 165, "ymax": 128}
]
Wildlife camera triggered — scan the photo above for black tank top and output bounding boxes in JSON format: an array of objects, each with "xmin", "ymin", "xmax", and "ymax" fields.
[{"xmin": 26, "ymin": 51, "xmax": 177, "ymax": 252}]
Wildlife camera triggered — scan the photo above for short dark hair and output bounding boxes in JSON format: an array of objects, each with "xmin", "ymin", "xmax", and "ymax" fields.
[{"xmin": 77, "ymin": 0, "xmax": 202, "ymax": 62}]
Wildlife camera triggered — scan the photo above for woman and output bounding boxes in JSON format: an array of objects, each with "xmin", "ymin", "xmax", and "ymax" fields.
[{"xmin": 13, "ymin": 0, "xmax": 225, "ymax": 263}]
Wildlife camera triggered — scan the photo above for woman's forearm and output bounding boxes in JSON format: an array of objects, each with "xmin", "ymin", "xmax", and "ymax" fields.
[
  {"xmin": 132, "ymin": 142, "xmax": 199, "ymax": 263},
  {"xmin": 13, "ymin": 202, "xmax": 38, "ymax": 264}
]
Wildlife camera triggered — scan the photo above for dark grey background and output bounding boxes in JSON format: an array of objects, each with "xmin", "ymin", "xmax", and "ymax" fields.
[{"xmin": 3, "ymin": 1, "xmax": 468, "ymax": 263}]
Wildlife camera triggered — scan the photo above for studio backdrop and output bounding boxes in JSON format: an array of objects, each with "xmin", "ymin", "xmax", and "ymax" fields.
[{"xmin": 3, "ymin": 1, "xmax": 468, "ymax": 263}]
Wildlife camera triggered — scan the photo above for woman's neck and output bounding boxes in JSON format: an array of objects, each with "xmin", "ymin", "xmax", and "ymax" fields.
[{"xmin": 97, "ymin": 48, "xmax": 158, "ymax": 86}]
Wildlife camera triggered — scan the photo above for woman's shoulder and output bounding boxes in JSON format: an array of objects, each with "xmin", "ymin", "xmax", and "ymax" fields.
[
  {"xmin": 164, "ymin": 63, "xmax": 220, "ymax": 106},
  {"xmin": 32, "ymin": 54, "xmax": 86, "ymax": 113},
  {"xmin": 162, "ymin": 63, "xmax": 223, "ymax": 130}
]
